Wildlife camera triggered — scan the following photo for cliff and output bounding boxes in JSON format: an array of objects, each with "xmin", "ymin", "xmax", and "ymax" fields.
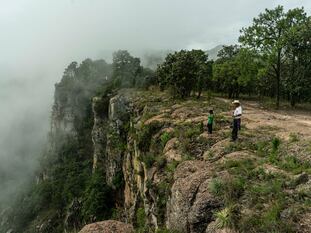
[{"xmin": 2, "ymin": 84, "xmax": 310, "ymax": 233}]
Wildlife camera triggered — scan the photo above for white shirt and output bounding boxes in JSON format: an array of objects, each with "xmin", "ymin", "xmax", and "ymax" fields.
[{"xmin": 233, "ymin": 106, "xmax": 242, "ymax": 119}]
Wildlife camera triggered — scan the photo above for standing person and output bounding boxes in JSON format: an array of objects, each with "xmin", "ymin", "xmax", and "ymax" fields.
[
  {"xmin": 231, "ymin": 100, "xmax": 242, "ymax": 141},
  {"xmin": 207, "ymin": 109, "xmax": 214, "ymax": 134}
]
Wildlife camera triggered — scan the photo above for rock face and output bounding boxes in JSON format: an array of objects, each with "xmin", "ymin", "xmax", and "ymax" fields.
[
  {"xmin": 92, "ymin": 96, "xmax": 109, "ymax": 171},
  {"xmin": 91, "ymin": 94, "xmax": 130, "ymax": 185},
  {"xmin": 79, "ymin": 220, "xmax": 134, "ymax": 233},
  {"xmin": 166, "ymin": 160, "xmax": 221, "ymax": 233}
]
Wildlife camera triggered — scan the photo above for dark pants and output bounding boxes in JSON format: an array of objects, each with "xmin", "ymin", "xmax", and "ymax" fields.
[
  {"xmin": 232, "ymin": 118, "xmax": 241, "ymax": 141},
  {"xmin": 207, "ymin": 123, "xmax": 213, "ymax": 134}
]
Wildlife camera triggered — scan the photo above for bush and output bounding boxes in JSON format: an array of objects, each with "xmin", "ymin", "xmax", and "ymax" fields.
[
  {"xmin": 214, "ymin": 205, "xmax": 240, "ymax": 229},
  {"xmin": 210, "ymin": 176, "xmax": 245, "ymax": 204},
  {"xmin": 289, "ymin": 133, "xmax": 299, "ymax": 142},
  {"xmin": 82, "ymin": 171, "xmax": 113, "ymax": 222},
  {"xmin": 156, "ymin": 156, "xmax": 167, "ymax": 170},
  {"xmin": 209, "ymin": 178, "xmax": 224, "ymax": 196},
  {"xmin": 136, "ymin": 208, "xmax": 146, "ymax": 230},
  {"xmin": 184, "ymin": 124, "xmax": 203, "ymax": 138},
  {"xmin": 160, "ymin": 132, "xmax": 172, "ymax": 147},
  {"xmin": 141, "ymin": 153, "xmax": 156, "ymax": 168},
  {"xmin": 137, "ymin": 122, "xmax": 162, "ymax": 152},
  {"xmin": 272, "ymin": 137, "xmax": 281, "ymax": 153}
]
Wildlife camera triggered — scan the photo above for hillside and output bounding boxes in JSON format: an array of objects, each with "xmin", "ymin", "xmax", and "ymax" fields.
[{"xmin": 4, "ymin": 84, "xmax": 311, "ymax": 233}]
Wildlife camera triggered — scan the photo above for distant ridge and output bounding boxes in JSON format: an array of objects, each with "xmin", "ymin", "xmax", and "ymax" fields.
[{"xmin": 206, "ymin": 44, "xmax": 223, "ymax": 60}]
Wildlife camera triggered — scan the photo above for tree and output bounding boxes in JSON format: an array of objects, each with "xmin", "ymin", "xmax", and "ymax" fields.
[
  {"xmin": 239, "ymin": 6, "xmax": 308, "ymax": 108},
  {"xmin": 283, "ymin": 10, "xmax": 311, "ymax": 106},
  {"xmin": 235, "ymin": 48, "xmax": 261, "ymax": 96},
  {"xmin": 213, "ymin": 46, "xmax": 241, "ymax": 98},
  {"xmin": 157, "ymin": 50, "xmax": 209, "ymax": 99},
  {"xmin": 112, "ymin": 50, "xmax": 142, "ymax": 87}
]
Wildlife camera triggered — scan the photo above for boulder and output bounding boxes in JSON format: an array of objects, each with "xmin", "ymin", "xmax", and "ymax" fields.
[
  {"xmin": 166, "ymin": 160, "xmax": 221, "ymax": 233},
  {"xmin": 79, "ymin": 220, "xmax": 134, "ymax": 233}
]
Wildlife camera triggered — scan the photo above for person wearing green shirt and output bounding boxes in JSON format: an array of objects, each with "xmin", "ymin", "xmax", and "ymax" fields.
[{"xmin": 207, "ymin": 109, "xmax": 214, "ymax": 134}]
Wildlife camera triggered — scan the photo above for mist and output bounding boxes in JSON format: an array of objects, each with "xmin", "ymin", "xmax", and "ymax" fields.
[{"xmin": 1, "ymin": 0, "xmax": 311, "ymax": 207}]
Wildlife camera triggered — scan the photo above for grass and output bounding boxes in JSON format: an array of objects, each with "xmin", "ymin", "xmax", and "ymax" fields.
[
  {"xmin": 160, "ymin": 132, "xmax": 172, "ymax": 147},
  {"xmin": 289, "ymin": 133, "xmax": 299, "ymax": 143},
  {"xmin": 132, "ymin": 90, "xmax": 309, "ymax": 233},
  {"xmin": 140, "ymin": 152, "xmax": 156, "ymax": 168},
  {"xmin": 214, "ymin": 205, "xmax": 240, "ymax": 230},
  {"xmin": 209, "ymin": 178, "xmax": 224, "ymax": 196},
  {"xmin": 135, "ymin": 208, "xmax": 148, "ymax": 233},
  {"xmin": 278, "ymin": 156, "xmax": 311, "ymax": 175},
  {"xmin": 209, "ymin": 175, "xmax": 245, "ymax": 204}
]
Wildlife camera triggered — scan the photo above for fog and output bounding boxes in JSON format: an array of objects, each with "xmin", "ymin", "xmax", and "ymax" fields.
[{"xmin": 1, "ymin": 0, "xmax": 310, "ymax": 206}]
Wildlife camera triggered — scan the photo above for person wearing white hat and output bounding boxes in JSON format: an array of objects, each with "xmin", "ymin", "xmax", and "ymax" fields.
[{"xmin": 231, "ymin": 100, "xmax": 242, "ymax": 141}]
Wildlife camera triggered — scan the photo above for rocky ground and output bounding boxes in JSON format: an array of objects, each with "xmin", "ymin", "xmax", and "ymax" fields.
[{"xmin": 135, "ymin": 91, "xmax": 310, "ymax": 232}]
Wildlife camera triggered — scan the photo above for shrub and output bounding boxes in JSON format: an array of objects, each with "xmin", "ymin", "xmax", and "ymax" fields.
[
  {"xmin": 272, "ymin": 137, "xmax": 281, "ymax": 153},
  {"xmin": 141, "ymin": 153, "xmax": 156, "ymax": 168},
  {"xmin": 184, "ymin": 124, "xmax": 203, "ymax": 138},
  {"xmin": 210, "ymin": 176, "xmax": 245, "ymax": 204},
  {"xmin": 289, "ymin": 133, "xmax": 299, "ymax": 142},
  {"xmin": 209, "ymin": 178, "xmax": 224, "ymax": 196},
  {"xmin": 156, "ymin": 156, "xmax": 167, "ymax": 170},
  {"xmin": 136, "ymin": 208, "xmax": 146, "ymax": 229},
  {"xmin": 82, "ymin": 171, "xmax": 113, "ymax": 222},
  {"xmin": 160, "ymin": 132, "xmax": 172, "ymax": 147},
  {"xmin": 137, "ymin": 122, "xmax": 162, "ymax": 152},
  {"xmin": 214, "ymin": 205, "xmax": 240, "ymax": 229}
]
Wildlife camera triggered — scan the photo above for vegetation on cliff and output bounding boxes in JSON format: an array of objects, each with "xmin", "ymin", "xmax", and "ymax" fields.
[{"xmin": 2, "ymin": 5, "xmax": 311, "ymax": 233}]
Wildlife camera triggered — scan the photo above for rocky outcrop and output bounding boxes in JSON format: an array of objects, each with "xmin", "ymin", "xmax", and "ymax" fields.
[
  {"xmin": 79, "ymin": 220, "xmax": 134, "ymax": 233},
  {"xmin": 105, "ymin": 94, "xmax": 130, "ymax": 186},
  {"xmin": 166, "ymin": 160, "xmax": 221, "ymax": 233}
]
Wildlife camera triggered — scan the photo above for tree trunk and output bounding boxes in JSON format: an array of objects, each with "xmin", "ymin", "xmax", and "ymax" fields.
[
  {"xmin": 276, "ymin": 49, "xmax": 281, "ymax": 109},
  {"xmin": 290, "ymin": 93, "xmax": 296, "ymax": 107}
]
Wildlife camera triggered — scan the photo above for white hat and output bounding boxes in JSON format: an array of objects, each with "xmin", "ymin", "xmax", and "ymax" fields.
[{"xmin": 232, "ymin": 100, "xmax": 240, "ymax": 104}]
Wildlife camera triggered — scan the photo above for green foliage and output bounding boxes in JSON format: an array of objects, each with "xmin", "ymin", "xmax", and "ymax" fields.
[
  {"xmin": 278, "ymin": 156, "xmax": 311, "ymax": 174},
  {"xmin": 141, "ymin": 153, "xmax": 156, "ymax": 168},
  {"xmin": 289, "ymin": 133, "xmax": 299, "ymax": 142},
  {"xmin": 157, "ymin": 50, "xmax": 210, "ymax": 98},
  {"xmin": 156, "ymin": 156, "xmax": 167, "ymax": 170},
  {"xmin": 214, "ymin": 205, "xmax": 240, "ymax": 229},
  {"xmin": 239, "ymin": 6, "xmax": 310, "ymax": 107},
  {"xmin": 135, "ymin": 208, "xmax": 147, "ymax": 232},
  {"xmin": 272, "ymin": 137, "xmax": 281, "ymax": 153},
  {"xmin": 81, "ymin": 170, "xmax": 113, "ymax": 222},
  {"xmin": 112, "ymin": 171, "xmax": 125, "ymax": 189},
  {"xmin": 112, "ymin": 50, "xmax": 143, "ymax": 87},
  {"xmin": 160, "ymin": 132, "xmax": 172, "ymax": 147},
  {"xmin": 209, "ymin": 176, "xmax": 245, "ymax": 204},
  {"xmin": 184, "ymin": 123, "xmax": 203, "ymax": 138},
  {"xmin": 137, "ymin": 122, "xmax": 163, "ymax": 152},
  {"xmin": 209, "ymin": 178, "xmax": 225, "ymax": 196},
  {"xmin": 165, "ymin": 160, "xmax": 179, "ymax": 174},
  {"xmin": 155, "ymin": 181, "xmax": 171, "ymax": 227}
]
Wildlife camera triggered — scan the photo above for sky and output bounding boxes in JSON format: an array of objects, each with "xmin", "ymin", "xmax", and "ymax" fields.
[{"xmin": 0, "ymin": 0, "xmax": 310, "ymax": 204}]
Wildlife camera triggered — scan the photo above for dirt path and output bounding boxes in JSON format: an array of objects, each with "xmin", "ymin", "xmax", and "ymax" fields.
[{"xmin": 217, "ymin": 98, "xmax": 311, "ymax": 140}]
